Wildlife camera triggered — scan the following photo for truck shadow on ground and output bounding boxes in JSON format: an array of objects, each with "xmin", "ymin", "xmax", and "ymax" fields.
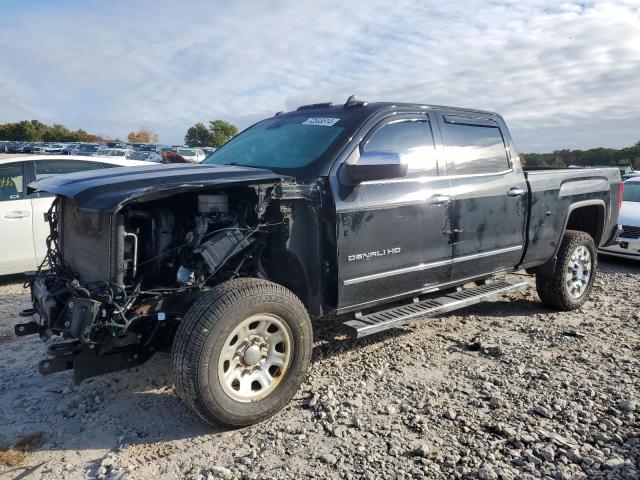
[
  {"xmin": 310, "ymin": 295, "xmax": 550, "ymax": 363},
  {"xmin": 598, "ymin": 254, "xmax": 640, "ymax": 274},
  {"xmin": 312, "ymin": 256, "xmax": 640, "ymax": 363},
  {"xmin": 0, "ymin": 273, "xmax": 27, "ymax": 287}
]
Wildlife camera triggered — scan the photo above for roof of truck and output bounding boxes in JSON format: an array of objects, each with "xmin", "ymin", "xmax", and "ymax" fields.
[{"xmin": 279, "ymin": 100, "xmax": 498, "ymax": 118}]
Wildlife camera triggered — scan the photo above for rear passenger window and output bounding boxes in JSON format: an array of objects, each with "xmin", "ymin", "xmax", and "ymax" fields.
[
  {"xmin": 443, "ymin": 120, "xmax": 509, "ymax": 175},
  {"xmin": 35, "ymin": 160, "xmax": 104, "ymax": 181},
  {"xmin": 363, "ymin": 120, "xmax": 438, "ymax": 174},
  {"xmin": 0, "ymin": 163, "xmax": 24, "ymax": 200}
]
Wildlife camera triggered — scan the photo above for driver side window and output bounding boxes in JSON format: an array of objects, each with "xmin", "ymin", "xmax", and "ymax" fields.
[{"xmin": 363, "ymin": 120, "xmax": 438, "ymax": 175}]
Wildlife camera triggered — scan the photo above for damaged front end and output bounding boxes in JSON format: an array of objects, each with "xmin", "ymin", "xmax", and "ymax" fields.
[{"xmin": 18, "ymin": 166, "xmax": 296, "ymax": 384}]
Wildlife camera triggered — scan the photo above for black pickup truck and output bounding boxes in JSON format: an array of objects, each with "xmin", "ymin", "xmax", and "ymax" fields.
[{"xmin": 18, "ymin": 97, "xmax": 622, "ymax": 427}]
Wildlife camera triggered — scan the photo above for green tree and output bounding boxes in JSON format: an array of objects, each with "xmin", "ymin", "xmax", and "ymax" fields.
[
  {"xmin": 10, "ymin": 120, "xmax": 39, "ymax": 141},
  {"xmin": 184, "ymin": 122, "xmax": 211, "ymax": 147},
  {"xmin": 42, "ymin": 123, "xmax": 72, "ymax": 142},
  {"xmin": 208, "ymin": 120, "xmax": 238, "ymax": 148},
  {"xmin": 0, "ymin": 120, "xmax": 104, "ymax": 142}
]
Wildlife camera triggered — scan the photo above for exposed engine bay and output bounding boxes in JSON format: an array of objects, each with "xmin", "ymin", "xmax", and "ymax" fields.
[{"xmin": 23, "ymin": 180, "xmax": 330, "ymax": 383}]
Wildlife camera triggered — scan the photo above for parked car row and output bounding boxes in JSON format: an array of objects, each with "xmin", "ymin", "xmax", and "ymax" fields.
[
  {"xmin": 0, "ymin": 141, "xmax": 216, "ymax": 162},
  {"xmin": 0, "ymin": 155, "xmax": 154, "ymax": 275}
]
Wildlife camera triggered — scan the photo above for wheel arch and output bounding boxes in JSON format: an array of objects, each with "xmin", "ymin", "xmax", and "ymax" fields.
[
  {"xmin": 564, "ymin": 201, "xmax": 606, "ymax": 247},
  {"xmin": 535, "ymin": 200, "xmax": 606, "ymax": 275}
]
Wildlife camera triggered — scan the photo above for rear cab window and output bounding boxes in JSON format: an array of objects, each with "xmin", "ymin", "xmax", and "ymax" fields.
[
  {"xmin": 362, "ymin": 118, "xmax": 439, "ymax": 175},
  {"xmin": 442, "ymin": 116, "xmax": 510, "ymax": 175}
]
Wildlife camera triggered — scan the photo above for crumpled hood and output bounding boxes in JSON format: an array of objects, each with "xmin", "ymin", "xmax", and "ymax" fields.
[{"xmin": 28, "ymin": 163, "xmax": 290, "ymax": 212}]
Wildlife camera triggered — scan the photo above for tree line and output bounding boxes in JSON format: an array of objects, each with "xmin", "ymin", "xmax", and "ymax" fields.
[
  {"xmin": 0, "ymin": 119, "xmax": 240, "ymax": 149},
  {"xmin": 522, "ymin": 141, "xmax": 640, "ymax": 169},
  {"xmin": 0, "ymin": 120, "xmax": 106, "ymax": 143}
]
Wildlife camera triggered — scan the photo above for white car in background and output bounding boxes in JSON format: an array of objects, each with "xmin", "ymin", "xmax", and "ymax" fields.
[
  {"xmin": 176, "ymin": 147, "xmax": 206, "ymax": 163},
  {"xmin": 0, "ymin": 155, "xmax": 153, "ymax": 275},
  {"xmin": 599, "ymin": 177, "xmax": 640, "ymax": 260}
]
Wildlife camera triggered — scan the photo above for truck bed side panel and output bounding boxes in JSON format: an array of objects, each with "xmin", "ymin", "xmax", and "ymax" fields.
[{"xmin": 520, "ymin": 168, "xmax": 619, "ymax": 269}]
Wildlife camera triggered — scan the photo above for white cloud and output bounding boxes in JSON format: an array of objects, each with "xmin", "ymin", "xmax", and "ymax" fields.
[{"xmin": 1, "ymin": 0, "xmax": 639, "ymax": 151}]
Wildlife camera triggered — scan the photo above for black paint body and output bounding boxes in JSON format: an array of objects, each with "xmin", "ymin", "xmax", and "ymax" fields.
[{"xmin": 30, "ymin": 103, "xmax": 622, "ymax": 317}]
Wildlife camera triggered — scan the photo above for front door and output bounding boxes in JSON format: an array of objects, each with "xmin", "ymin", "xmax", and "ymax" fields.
[
  {"xmin": 0, "ymin": 161, "xmax": 36, "ymax": 274},
  {"xmin": 437, "ymin": 114, "xmax": 527, "ymax": 281},
  {"xmin": 332, "ymin": 113, "xmax": 453, "ymax": 312}
]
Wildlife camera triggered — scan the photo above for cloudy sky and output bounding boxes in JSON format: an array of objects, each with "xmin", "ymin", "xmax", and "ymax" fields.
[{"xmin": 1, "ymin": 0, "xmax": 639, "ymax": 152}]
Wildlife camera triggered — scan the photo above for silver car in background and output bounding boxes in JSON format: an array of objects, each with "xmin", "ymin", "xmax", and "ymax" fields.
[
  {"xmin": 599, "ymin": 177, "xmax": 640, "ymax": 260},
  {"xmin": 176, "ymin": 147, "xmax": 205, "ymax": 163},
  {"xmin": 96, "ymin": 147, "xmax": 134, "ymax": 158}
]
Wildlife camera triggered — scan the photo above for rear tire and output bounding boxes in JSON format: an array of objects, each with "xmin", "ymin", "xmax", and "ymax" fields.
[
  {"xmin": 171, "ymin": 278, "xmax": 312, "ymax": 427},
  {"xmin": 536, "ymin": 230, "xmax": 597, "ymax": 310}
]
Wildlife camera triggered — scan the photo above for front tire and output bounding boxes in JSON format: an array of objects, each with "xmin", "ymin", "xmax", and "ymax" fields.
[
  {"xmin": 536, "ymin": 230, "xmax": 597, "ymax": 310},
  {"xmin": 171, "ymin": 278, "xmax": 312, "ymax": 427}
]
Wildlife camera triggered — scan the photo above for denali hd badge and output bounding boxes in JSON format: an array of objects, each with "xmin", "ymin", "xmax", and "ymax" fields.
[{"xmin": 347, "ymin": 248, "xmax": 401, "ymax": 262}]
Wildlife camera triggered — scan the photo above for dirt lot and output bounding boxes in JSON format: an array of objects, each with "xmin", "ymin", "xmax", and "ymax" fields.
[{"xmin": 0, "ymin": 258, "xmax": 638, "ymax": 480}]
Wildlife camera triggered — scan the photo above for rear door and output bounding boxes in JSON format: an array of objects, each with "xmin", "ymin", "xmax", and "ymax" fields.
[
  {"xmin": 0, "ymin": 161, "xmax": 36, "ymax": 273},
  {"xmin": 332, "ymin": 113, "xmax": 453, "ymax": 311},
  {"xmin": 30, "ymin": 159, "xmax": 105, "ymax": 263},
  {"xmin": 437, "ymin": 114, "xmax": 527, "ymax": 281}
]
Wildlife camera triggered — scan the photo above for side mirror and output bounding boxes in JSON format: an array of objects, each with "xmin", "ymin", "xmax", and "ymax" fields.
[{"xmin": 342, "ymin": 151, "xmax": 407, "ymax": 184}]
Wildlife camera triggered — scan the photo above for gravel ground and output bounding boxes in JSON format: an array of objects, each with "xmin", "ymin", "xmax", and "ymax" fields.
[{"xmin": 0, "ymin": 258, "xmax": 638, "ymax": 480}]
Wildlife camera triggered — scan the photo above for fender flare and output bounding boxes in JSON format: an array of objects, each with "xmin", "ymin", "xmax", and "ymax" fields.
[{"xmin": 537, "ymin": 199, "xmax": 606, "ymax": 275}]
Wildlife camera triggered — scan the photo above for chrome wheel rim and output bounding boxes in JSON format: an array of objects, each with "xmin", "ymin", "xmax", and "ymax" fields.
[
  {"xmin": 217, "ymin": 313, "xmax": 293, "ymax": 403},
  {"xmin": 565, "ymin": 245, "xmax": 592, "ymax": 298}
]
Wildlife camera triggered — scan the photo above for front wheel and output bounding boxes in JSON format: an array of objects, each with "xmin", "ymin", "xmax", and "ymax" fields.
[
  {"xmin": 171, "ymin": 278, "xmax": 312, "ymax": 427},
  {"xmin": 536, "ymin": 230, "xmax": 597, "ymax": 310}
]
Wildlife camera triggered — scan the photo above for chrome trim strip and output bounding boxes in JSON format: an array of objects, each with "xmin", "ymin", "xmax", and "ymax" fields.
[
  {"xmin": 344, "ymin": 259, "xmax": 450, "ymax": 285},
  {"xmin": 452, "ymin": 245, "xmax": 522, "ymax": 263},
  {"xmin": 343, "ymin": 245, "xmax": 522, "ymax": 286}
]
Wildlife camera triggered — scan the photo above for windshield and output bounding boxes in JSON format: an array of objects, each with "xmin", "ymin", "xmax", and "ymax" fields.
[
  {"xmin": 203, "ymin": 115, "xmax": 345, "ymax": 171},
  {"xmin": 178, "ymin": 149, "xmax": 196, "ymax": 156},
  {"xmin": 623, "ymin": 182, "xmax": 640, "ymax": 202}
]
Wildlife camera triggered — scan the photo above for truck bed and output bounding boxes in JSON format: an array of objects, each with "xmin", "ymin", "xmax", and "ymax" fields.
[{"xmin": 520, "ymin": 166, "xmax": 621, "ymax": 269}]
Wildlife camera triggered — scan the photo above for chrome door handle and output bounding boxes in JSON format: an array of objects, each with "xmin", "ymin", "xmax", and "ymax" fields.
[
  {"xmin": 429, "ymin": 194, "xmax": 452, "ymax": 205},
  {"xmin": 507, "ymin": 187, "xmax": 525, "ymax": 197},
  {"xmin": 4, "ymin": 210, "xmax": 31, "ymax": 219}
]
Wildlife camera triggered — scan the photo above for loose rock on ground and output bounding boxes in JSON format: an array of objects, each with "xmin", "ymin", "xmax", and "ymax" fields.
[{"xmin": 0, "ymin": 258, "xmax": 638, "ymax": 479}]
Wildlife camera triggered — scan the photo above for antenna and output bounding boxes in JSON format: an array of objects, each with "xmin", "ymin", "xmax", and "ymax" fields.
[{"xmin": 344, "ymin": 95, "xmax": 368, "ymax": 108}]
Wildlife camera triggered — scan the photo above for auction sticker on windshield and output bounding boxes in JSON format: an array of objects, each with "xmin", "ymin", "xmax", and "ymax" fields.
[{"xmin": 302, "ymin": 117, "xmax": 340, "ymax": 127}]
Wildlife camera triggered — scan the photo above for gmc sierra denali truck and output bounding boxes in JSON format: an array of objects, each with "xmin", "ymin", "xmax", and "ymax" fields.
[{"xmin": 18, "ymin": 97, "xmax": 622, "ymax": 427}]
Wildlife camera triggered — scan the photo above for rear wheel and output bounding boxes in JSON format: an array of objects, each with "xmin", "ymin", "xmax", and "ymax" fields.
[
  {"xmin": 536, "ymin": 230, "xmax": 597, "ymax": 310},
  {"xmin": 171, "ymin": 278, "xmax": 312, "ymax": 427}
]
